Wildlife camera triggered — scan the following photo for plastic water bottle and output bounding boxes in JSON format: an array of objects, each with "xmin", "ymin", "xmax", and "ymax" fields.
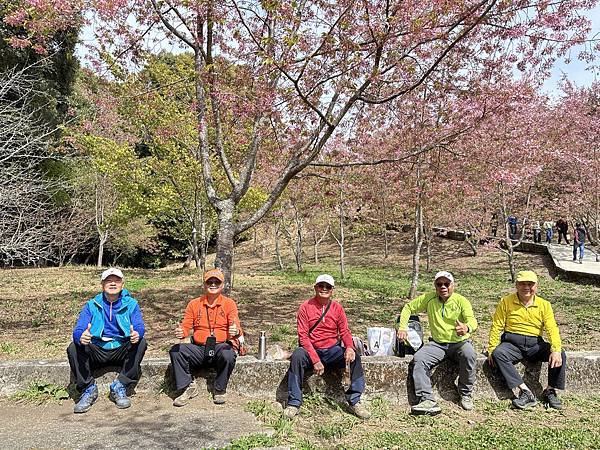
[{"xmin": 258, "ymin": 331, "xmax": 267, "ymax": 360}]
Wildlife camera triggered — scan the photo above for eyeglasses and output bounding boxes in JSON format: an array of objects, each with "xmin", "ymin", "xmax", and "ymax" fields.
[
  {"xmin": 316, "ymin": 283, "xmax": 333, "ymax": 291},
  {"xmin": 435, "ymin": 282, "xmax": 451, "ymax": 288},
  {"xmin": 205, "ymin": 279, "xmax": 222, "ymax": 287}
]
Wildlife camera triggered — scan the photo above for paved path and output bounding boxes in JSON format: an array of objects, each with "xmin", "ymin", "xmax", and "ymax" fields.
[
  {"xmin": 547, "ymin": 243, "xmax": 600, "ymax": 276},
  {"xmin": 0, "ymin": 392, "xmax": 274, "ymax": 449}
]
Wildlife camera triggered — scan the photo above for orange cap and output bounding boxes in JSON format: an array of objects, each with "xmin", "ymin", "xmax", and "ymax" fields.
[{"xmin": 204, "ymin": 268, "xmax": 224, "ymax": 283}]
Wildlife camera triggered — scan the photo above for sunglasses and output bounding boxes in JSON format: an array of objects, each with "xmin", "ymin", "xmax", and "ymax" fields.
[
  {"xmin": 435, "ymin": 282, "xmax": 452, "ymax": 288},
  {"xmin": 316, "ymin": 283, "xmax": 333, "ymax": 291},
  {"xmin": 205, "ymin": 279, "xmax": 222, "ymax": 287}
]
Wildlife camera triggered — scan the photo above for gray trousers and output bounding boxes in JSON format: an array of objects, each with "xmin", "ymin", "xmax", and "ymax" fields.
[{"xmin": 412, "ymin": 340, "xmax": 476, "ymax": 401}]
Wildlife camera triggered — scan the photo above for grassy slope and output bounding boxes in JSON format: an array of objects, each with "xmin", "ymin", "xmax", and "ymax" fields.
[{"xmin": 1, "ymin": 232, "xmax": 598, "ymax": 359}]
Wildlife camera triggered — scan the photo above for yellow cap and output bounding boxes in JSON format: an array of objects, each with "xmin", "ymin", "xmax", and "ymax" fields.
[{"xmin": 516, "ymin": 270, "xmax": 538, "ymax": 283}]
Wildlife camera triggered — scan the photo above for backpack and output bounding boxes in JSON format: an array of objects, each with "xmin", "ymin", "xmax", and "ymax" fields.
[{"xmin": 394, "ymin": 314, "xmax": 423, "ymax": 357}]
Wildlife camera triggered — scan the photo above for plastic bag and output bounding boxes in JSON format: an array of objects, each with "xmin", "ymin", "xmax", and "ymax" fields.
[{"xmin": 367, "ymin": 327, "xmax": 396, "ymax": 356}]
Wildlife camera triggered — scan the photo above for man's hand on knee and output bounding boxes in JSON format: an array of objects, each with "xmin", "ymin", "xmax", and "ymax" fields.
[
  {"xmin": 314, "ymin": 361, "xmax": 325, "ymax": 375},
  {"xmin": 549, "ymin": 351, "xmax": 562, "ymax": 368},
  {"xmin": 344, "ymin": 347, "xmax": 355, "ymax": 364}
]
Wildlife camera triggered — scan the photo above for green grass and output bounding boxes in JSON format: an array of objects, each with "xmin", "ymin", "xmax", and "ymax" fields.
[
  {"xmin": 0, "ymin": 342, "xmax": 21, "ymax": 355},
  {"xmin": 226, "ymin": 433, "xmax": 278, "ymax": 450},
  {"xmin": 11, "ymin": 381, "xmax": 69, "ymax": 405}
]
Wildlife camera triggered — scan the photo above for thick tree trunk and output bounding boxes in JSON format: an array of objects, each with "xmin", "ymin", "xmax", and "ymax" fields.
[{"xmin": 214, "ymin": 205, "xmax": 236, "ymax": 293}]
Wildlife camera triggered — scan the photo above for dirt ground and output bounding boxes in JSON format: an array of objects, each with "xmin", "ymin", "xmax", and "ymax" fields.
[
  {"xmin": 1, "ymin": 231, "xmax": 599, "ymax": 361},
  {"xmin": 0, "ymin": 392, "xmax": 272, "ymax": 449}
]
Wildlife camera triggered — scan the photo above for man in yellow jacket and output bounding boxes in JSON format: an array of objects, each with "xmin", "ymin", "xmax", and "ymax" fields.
[
  {"xmin": 488, "ymin": 270, "xmax": 565, "ymax": 410},
  {"xmin": 397, "ymin": 271, "xmax": 478, "ymax": 414}
]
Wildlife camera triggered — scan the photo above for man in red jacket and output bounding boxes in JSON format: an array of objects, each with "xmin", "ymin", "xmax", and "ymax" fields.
[{"xmin": 283, "ymin": 274, "xmax": 370, "ymax": 419}]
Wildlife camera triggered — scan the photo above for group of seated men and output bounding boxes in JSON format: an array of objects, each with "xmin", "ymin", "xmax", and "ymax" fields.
[{"xmin": 67, "ymin": 267, "xmax": 565, "ymax": 418}]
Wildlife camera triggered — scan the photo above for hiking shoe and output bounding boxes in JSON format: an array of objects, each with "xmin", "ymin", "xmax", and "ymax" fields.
[
  {"xmin": 542, "ymin": 388, "xmax": 563, "ymax": 410},
  {"xmin": 460, "ymin": 394, "xmax": 474, "ymax": 411},
  {"xmin": 512, "ymin": 389, "xmax": 537, "ymax": 410},
  {"xmin": 213, "ymin": 391, "xmax": 226, "ymax": 405},
  {"xmin": 283, "ymin": 405, "xmax": 300, "ymax": 419},
  {"xmin": 109, "ymin": 380, "xmax": 131, "ymax": 409},
  {"xmin": 411, "ymin": 399, "xmax": 441, "ymax": 415},
  {"xmin": 172, "ymin": 380, "xmax": 199, "ymax": 407},
  {"xmin": 74, "ymin": 383, "xmax": 98, "ymax": 414},
  {"xmin": 350, "ymin": 401, "xmax": 371, "ymax": 419}
]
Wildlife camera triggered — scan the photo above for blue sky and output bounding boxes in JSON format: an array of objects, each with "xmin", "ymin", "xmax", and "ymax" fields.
[{"xmin": 543, "ymin": 4, "xmax": 600, "ymax": 95}]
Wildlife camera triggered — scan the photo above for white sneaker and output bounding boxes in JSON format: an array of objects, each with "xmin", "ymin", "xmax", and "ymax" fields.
[
  {"xmin": 283, "ymin": 405, "xmax": 299, "ymax": 419},
  {"xmin": 173, "ymin": 380, "xmax": 199, "ymax": 407}
]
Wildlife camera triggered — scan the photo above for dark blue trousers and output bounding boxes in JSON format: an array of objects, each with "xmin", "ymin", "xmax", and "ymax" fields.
[{"xmin": 287, "ymin": 344, "xmax": 365, "ymax": 407}]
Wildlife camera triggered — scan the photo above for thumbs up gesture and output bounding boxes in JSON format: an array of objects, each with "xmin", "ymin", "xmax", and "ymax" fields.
[
  {"xmin": 130, "ymin": 324, "xmax": 140, "ymax": 344},
  {"xmin": 80, "ymin": 323, "xmax": 92, "ymax": 345},
  {"xmin": 174, "ymin": 323, "xmax": 184, "ymax": 340},
  {"xmin": 455, "ymin": 319, "xmax": 468, "ymax": 336}
]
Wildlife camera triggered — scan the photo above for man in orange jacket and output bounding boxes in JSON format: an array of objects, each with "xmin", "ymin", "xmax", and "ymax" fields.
[{"xmin": 169, "ymin": 268, "xmax": 244, "ymax": 406}]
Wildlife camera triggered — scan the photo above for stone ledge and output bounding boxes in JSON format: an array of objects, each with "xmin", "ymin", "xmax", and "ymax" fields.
[{"xmin": 1, "ymin": 352, "xmax": 599, "ymax": 404}]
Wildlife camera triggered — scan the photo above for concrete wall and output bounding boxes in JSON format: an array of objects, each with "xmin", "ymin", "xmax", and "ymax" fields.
[{"xmin": 2, "ymin": 352, "xmax": 600, "ymax": 403}]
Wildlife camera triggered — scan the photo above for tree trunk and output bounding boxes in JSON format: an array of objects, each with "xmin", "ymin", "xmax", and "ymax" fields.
[
  {"xmin": 214, "ymin": 205, "xmax": 236, "ymax": 293},
  {"xmin": 408, "ymin": 196, "xmax": 424, "ymax": 299},
  {"xmin": 97, "ymin": 231, "xmax": 108, "ymax": 268},
  {"xmin": 275, "ymin": 221, "xmax": 284, "ymax": 270},
  {"xmin": 294, "ymin": 207, "xmax": 303, "ymax": 272},
  {"xmin": 313, "ymin": 226, "xmax": 329, "ymax": 264},
  {"xmin": 182, "ymin": 246, "xmax": 193, "ymax": 269},
  {"xmin": 424, "ymin": 225, "xmax": 432, "ymax": 271},
  {"xmin": 383, "ymin": 226, "xmax": 389, "ymax": 259},
  {"xmin": 499, "ymin": 185, "xmax": 516, "ymax": 283},
  {"xmin": 191, "ymin": 226, "xmax": 201, "ymax": 269},
  {"xmin": 330, "ymin": 194, "xmax": 346, "ymax": 280}
]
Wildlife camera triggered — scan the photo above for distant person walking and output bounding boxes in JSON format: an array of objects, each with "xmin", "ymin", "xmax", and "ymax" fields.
[
  {"xmin": 556, "ymin": 219, "xmax": 569, "ymax": 244},
  {"xmin": 490, "ymin": 213, "xmax": 499, "ymax": 237},
  {"xmin": 573, "ymin": 223, "xmax": 586, "ymax": 263},
  {"xmin": 508, "ymin": 215, "xmax": 518, "ymax": 238},
  {"xmin": 543, "ymin": 220, "xmax": 554, "ymax": 244},
  {"xmin": 532, "ymin": 220, "xmax": 541, "ymax": 243}
]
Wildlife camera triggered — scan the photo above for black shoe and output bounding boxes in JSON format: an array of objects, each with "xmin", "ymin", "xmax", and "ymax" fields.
[
  {"xmin": 512, "ymin": 389, "xmax": 537, "ymax": 410},
  {"xmin": 542, "ymin": 388, "xmax": 563, "ymax": 410}
]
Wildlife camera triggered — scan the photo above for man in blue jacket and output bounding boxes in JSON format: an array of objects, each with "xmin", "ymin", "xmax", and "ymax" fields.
[{"xmin": 67, "ymin": 268, "xmax": 147, "ymax": 413}]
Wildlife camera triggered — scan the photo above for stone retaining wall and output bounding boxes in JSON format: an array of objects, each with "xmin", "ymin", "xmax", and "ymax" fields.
[{"xmin": 2, "ymin": 352, "xmax": 599, "ymax": 403}]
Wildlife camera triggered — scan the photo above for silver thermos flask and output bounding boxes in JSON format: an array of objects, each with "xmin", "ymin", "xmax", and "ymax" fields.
[{"xmin": 258, "ymin": 331, "xmax": 267, "ymax": 360}]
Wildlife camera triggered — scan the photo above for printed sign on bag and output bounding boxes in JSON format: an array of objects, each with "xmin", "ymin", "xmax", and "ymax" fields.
[{"xmin": 366, "ymin": 327, "xmax": 396, "ymax": 356}]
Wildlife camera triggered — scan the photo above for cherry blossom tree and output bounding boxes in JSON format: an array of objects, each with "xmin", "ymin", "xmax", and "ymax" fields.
[{"xmin": 9, "ymin": 0, "xmax": 600, "ymax": 288}]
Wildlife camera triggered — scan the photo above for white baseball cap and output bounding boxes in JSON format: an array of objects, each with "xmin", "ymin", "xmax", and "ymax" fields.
[
  {"xmin": 101, "ymin": 267, "xmax": 124, "ymax": 281},
  {"xmin": 434, "ymin": 271, "xmax": 454, "ymax": 283},
  {"xmin": 315, "ymin": 274, "xmax": 335, "ymax": 287}
]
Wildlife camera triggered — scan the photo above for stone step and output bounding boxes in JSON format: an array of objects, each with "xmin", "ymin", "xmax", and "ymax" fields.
[{"xmin": 2, "ymin": 352, "xmax": 599, "ymax": 403}]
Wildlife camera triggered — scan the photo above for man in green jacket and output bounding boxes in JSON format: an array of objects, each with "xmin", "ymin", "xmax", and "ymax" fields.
[{"xmin": 397, "ymin": 271, "xmax": 478, "ymax": 414}]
